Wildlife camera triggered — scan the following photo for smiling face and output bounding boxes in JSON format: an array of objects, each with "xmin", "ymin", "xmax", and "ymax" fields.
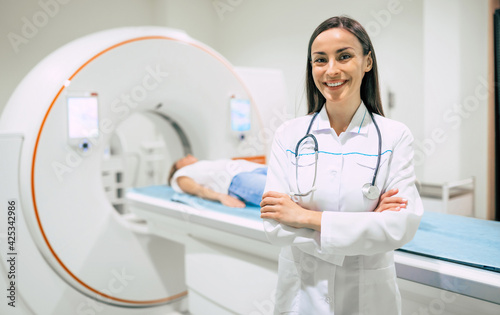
[{"xmin": 310, "ymin": 28, "xmax": 373, "ymax": 108}]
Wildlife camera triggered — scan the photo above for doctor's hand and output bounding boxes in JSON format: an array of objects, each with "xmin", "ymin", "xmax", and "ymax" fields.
[
  {"xmin": 374, "ymin": 188, "xmax": 407, "ymax": 212},
  {"xmin": 260, "ymin": 191, "xmax": 321, "ymax": 231},
  {"xmin": 219, "ymin": 194, "xmax": 246, "ymax": 208}
]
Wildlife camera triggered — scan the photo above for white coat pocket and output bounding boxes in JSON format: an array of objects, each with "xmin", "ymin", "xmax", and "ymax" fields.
[
  {"xmin": 342, "ymin": 154, "xmax": 389, "ymax": 212},
  {"xmin": 275, "ymin": 253, "xmax": 302, "ymax": 314},
  {"xmin": 361, "ymin": 264, "xmax": 401, "ymax": 315},
  {"xmin": 354, "ymin": 153, "xmax": 391, "ymax": 193},
  {"xmin": 352, "ymin": 154, "xmax": 389, "ymax": 172}
]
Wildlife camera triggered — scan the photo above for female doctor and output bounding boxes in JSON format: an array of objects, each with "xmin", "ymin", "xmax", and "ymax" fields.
[{"xmin": 260, "ymin": 16, "xmax": 423, "ymax": 314}]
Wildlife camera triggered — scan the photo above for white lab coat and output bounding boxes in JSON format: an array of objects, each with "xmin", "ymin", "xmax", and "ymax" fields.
[{"xmin": 263, "ymin": 102, "xmax": 423, "ymax": 315}]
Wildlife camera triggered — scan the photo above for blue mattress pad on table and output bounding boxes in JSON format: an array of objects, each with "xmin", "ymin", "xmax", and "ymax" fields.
[
  {"xmin": 129, "ymin": 186, "xmax": 500, "ymax": 272},
  {"xmin": 129, "ymin": 185, "xmax": 262, "ymax": 221},
  {"xmin": 399, "ymin": 211, "xmax": 500, "ymax": 272}
]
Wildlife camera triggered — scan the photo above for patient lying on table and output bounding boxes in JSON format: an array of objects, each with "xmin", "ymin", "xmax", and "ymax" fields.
[{"xmin": 168, "ymin": 154, "xmax": 267, "ymax": 208}]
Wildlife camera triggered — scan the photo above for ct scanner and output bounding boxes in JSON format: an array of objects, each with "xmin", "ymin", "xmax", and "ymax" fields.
[
  {"xmin": 1, "ymin": 26, "xmax": 500, "ymax": 315},
  {"xmin": 0, "ymin": 26, "xmax": 282, "ymax": 314}
]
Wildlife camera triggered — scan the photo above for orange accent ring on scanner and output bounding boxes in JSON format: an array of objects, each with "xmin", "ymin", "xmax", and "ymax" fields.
[{"xmin": 30, "ymin": 35, "xmax": 260, "ymax": 305}]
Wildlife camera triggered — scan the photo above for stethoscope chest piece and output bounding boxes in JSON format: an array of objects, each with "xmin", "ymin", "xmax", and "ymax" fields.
[{"xmin": 362, "ymin": 183, "xmax": 380, "ymax": 200}]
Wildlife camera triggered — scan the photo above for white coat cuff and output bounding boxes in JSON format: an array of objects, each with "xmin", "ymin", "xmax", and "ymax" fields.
[
  {"xmin": 321, "ymin": 211, "xmax": 340, "ymax": 254},
  {"xmin": 316, "ymin": 211, "xmax": 345, "ymax": 266}
]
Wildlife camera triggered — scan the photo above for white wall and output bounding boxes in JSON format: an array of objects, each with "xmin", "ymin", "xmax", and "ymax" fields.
[
  {"xmin": 151, "ymin": 0, "xmax": 218, "ymax": 48},
  {"xmin": 458, "ymin": 0, "xmax": 489, "ymax": 218},
  {"xmin": 422, "ymin": 0, "xmax": 489, "ymax": 218},
  {"xmin": 422, "ymin": 0, "xmax": 462, "ymax": 183},
  {"xmin": 0, "ymin": 0, "xmax": 156, "ymax": 114}
]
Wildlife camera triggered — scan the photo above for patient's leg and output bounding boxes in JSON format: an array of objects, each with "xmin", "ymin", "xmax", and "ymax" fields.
[{"xmin": 227, "ymin": 167, "xmax": 267, "ymax": 206}]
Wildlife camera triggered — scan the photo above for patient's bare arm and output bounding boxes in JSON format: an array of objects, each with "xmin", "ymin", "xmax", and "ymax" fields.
[{"xmin": 176, "ymin": 176, "xmax": 245, "ymax": 208}]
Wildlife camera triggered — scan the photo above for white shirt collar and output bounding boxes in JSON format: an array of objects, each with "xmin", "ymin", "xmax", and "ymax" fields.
[{"xmin": 311, "ymin": 102, "xmax": 371, "ymax": 135}]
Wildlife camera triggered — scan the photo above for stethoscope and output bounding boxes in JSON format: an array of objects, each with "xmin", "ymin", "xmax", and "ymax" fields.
[{"xmin": 291, "ymin": 109, "xmax": 382, "ymax": 200}]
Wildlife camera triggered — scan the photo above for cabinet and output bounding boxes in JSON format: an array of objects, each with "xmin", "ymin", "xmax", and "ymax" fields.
[{"xmin": 418, "ymin": 177, "xmax": 475, "ymax": 217}]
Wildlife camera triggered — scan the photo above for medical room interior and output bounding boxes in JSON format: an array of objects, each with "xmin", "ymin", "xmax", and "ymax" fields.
[{"xmin": 0, "ymin": 0, "xmax": 499, "ymax": 314}]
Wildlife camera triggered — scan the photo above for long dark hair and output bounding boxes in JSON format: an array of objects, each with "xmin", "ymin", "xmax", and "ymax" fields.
[{"xmin": 306, "ymin": 16, "xmax": 384, "ymax": 116}]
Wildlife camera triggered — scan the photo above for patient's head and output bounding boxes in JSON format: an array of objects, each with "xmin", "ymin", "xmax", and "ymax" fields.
[
  {"xmin": 167, "ymin": 154, "xmax": 198, "ymax": 185},
  {"xmin": 176, "ymin": 154, "xmax": 198, "ymax": 169}
]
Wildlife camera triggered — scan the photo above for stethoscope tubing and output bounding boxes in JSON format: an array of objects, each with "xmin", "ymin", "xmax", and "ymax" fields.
[
  {"xmin": 371, "ymin": 113, "xmax": 382, "ymax": 186},
  {"xmin": 293, "ymin": 108, "xmax": 382, "ymax": 199}
]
